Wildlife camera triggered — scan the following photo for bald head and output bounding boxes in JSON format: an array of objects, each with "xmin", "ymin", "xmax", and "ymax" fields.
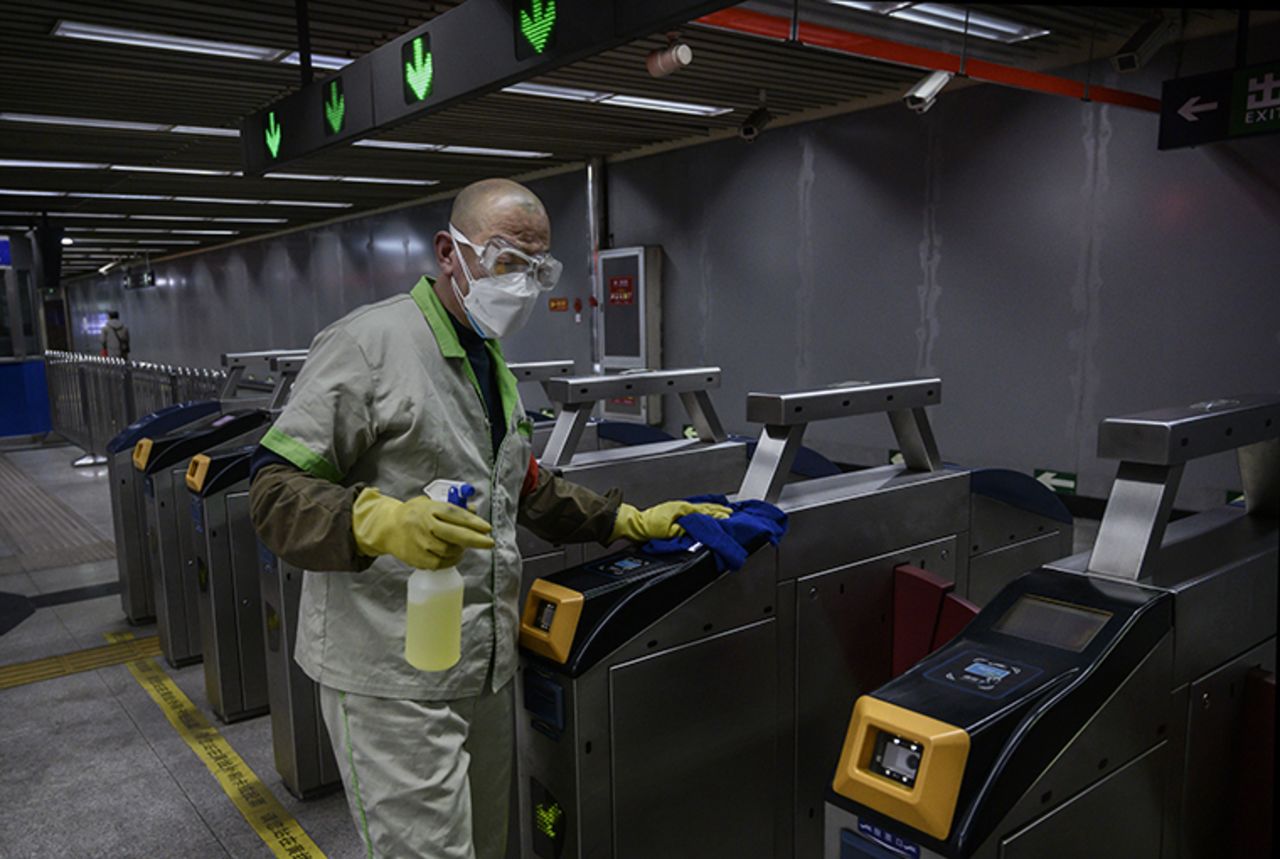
[{"xmin": 450, "ymin": 178, "xmax": 550, "ymax": 248}]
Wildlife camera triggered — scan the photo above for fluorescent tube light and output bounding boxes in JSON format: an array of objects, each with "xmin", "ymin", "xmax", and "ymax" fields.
[
  {"xmin": 0, "ymin": 210, "xmax": 39, "ymax": 216},
  {"xmin": 265, "ymin": 200, "xmax": 352, "ymax": 208},
  {"xmin": 68, "ymin": 192, "xmax": 172, "ymax": 200},
  {"xmin": 339, "ymin": 176, "xmax": 438, "ymax": 185},
  {"xmin": 503, "ymin": 82, "xmax": 610, "ymax": 102},
  {"xmin": 0, "ymin": 112, "xmax": 171, "ymax": 132},
  {"xmin": 502, "ymin": 82, "xmax": 730, "ymax": 116},
  {"xmin": 55, "ymin": 212, "xmax": 130, "ymax": 219},
  {"xmin": 111, "ymin": 164, "xmax": 234, "ymax": 176},
  {"xmin": 210, "ymin": 217, "xmax": 287, "ymax": 223},
  {"xmin": 171, "ymin": 196, "xmax": 261, "ymax": 205},
  {"xmin": 169, "ymin": 125, "xmax": 240, "ymax": 137},
  {"xmin": 0, "ymin": 188, "xmax": 66, "ymax": 196},
  {"xmin": 61, "ymin": 237, "xmax": 74, "ymax": 246},
  {"xmin": 66, "ymin": 227, "xmax": 168, "ymax": 233},
  {"xmin": 826, "ymin": 2, "xmax": 1050, "ymax": 43},
  {"xmin": 353, "ymin": 140, "xmax": 438, "ymax": 152},
  {"xmin": 170, "ymin": 229, "xmax": 238, "ymax": 235},
  {"xmin": 129, "ymin": 215, "xmax": 208, "ymax": 221},
  {"xmin": 436, "ymin": 145, "xmax": 552, "ymax": 159},
  {"xmin": 264, "ymin": 172, "xmax": 341, "ymax": 182},
  {"xmin": 53, "ymin": 20, "xmax": 287, "ymax": 61},
  {"xmin": 601, "ymin": 94, "xmax": 733, "ymax": 116},
  {"xmin": 280, "ymin": 51, "xmax": 350, "ymax": 70},
  {"xmin": 0, "ymin": 159, "xmax": 108, "ymax": 169}
]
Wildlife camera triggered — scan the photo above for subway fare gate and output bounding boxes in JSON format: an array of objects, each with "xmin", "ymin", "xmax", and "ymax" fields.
[
  {"xmin": 824, "ymin": 395, "xmax": 1277, "ymax": 859},
  {"xmin": 515, "ymin": 379, "xmax": 1074, "ymax": 858}
]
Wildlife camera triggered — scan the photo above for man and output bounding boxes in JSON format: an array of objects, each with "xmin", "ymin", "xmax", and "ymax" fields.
[
  {"xmin": 100, "ymin": 310, "xmax": 129, "ymax": 359},
  {"xmin": 249, "ymin": 178, "xmax": 727, "ymax": 858}
]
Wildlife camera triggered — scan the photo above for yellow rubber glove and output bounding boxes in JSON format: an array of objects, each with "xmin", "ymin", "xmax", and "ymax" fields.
[
  {"xmin": 352, "ymin": 487, "xmax": 494, "ymax": 569},
  {"xmin": 609, "ymin": 500, "xmax": 733, "ymax": 543}
]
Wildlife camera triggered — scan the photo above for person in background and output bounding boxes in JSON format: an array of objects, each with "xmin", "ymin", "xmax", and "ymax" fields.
[
  {"xmin": 249, "ymin": 177, "xmax": 729, "ymax": 858},
  {"xmin": 100, "ymin": 310, "xmax": 129, "ymax": 360}
]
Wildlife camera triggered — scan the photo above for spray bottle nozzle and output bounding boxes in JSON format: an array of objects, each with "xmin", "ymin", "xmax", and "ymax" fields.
[{"xmin": 446, "ymin": 483, "xmax": 476, "ymax": 509}]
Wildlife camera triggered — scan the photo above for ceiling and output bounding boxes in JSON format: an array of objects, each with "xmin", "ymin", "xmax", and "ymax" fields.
[{"xmin": 0, "ymin": 2, "xmax": 1258, "ymax": 279}]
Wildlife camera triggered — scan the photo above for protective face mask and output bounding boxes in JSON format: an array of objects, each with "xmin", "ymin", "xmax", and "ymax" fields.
[{"xmin": 450, "ymin": 228, "xmax": 543, "ymax": 339}]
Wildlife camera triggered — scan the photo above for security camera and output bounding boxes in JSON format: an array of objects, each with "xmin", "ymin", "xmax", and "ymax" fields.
[
  {"xmin": 903, "ymin": 70, "xmax": 953, "ymax": 114},
  {"xmin": 739, "ymin": 105, "xmax": 773, "ymax": 142},
  {"xmin": 1111, "ymin": 16, "xmax": 1176, "ymax": 73}
]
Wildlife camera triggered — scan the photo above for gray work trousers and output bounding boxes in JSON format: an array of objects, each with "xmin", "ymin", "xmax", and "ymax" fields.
[{"xmin": 319, "ymin": 681, "xmax": 514, "ymax": 859}]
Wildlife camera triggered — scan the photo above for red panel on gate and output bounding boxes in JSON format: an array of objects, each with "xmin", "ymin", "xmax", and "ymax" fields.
[
  {"xmin": 932, "ymin": 594, "xmax": 980, "ymax": 652},
  {"xmin": 892, "ymin": 565, "xmax": 953, "ymax": 677}
]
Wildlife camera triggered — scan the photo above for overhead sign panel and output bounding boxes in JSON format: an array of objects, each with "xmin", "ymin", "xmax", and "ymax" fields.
[
  {"xmin": 1158, "ymin": 61, "xmax": 1280, "ymax": 150},
  {"xmin": 243, "ymin": 0, "xmax": 737, "ymax": 173},
  {"xmin": 244, "ymin": 60, "xmax": 374, "ymax": 173}
]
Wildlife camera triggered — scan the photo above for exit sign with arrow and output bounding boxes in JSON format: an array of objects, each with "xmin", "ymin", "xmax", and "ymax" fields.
[
  {"xmin": 1034, "ymin": 469, "xmax": 1077, "ymax": 495},
  {"xmin": 1159, "ymin": 61, "xmax": 1280, "ymax": 150}
]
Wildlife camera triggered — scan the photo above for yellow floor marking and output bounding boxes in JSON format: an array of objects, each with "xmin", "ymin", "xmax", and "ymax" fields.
[
  {"xmin": 0, "ymin": 635, "xmax": 162, "ymax": 690},
  {"xmin": 106, "ymin": 633, "xmax": 327, "ymax": 859}
]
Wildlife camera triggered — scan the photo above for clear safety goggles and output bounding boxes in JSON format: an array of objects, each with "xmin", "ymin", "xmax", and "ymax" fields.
[{"xmin": 450, "ymin": 224, "xmax": 562, "ymax": 290}]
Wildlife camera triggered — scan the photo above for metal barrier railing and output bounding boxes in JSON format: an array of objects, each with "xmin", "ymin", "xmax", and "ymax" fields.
[{"xmin": 43, "ymin": 351, "xmax": 229, "ymax": 465}]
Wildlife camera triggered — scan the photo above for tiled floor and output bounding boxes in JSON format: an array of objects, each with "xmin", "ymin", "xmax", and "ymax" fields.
[{"xmin": 0, "ymin": 445, "xmax": 359, "ymax": 858}]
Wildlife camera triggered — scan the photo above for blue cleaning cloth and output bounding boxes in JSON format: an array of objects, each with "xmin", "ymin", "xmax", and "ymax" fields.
[{"xmin": 644, "ymin": 494, "xmax": 788, "ymax": 572}]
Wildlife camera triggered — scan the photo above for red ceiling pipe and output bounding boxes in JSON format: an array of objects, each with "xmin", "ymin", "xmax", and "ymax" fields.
[{"xmin": 696, "ymin": 7, "xmax": 1161, "ymax": 113}]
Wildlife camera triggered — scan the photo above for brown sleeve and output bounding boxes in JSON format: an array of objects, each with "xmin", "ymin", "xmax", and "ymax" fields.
[
  {"xmin": 517, "ymin": 465, "xmax": 622, "ymax": 547},
  {"xmin": 249, "ymin": 462, "xmax": 373, "ymax": 572}
]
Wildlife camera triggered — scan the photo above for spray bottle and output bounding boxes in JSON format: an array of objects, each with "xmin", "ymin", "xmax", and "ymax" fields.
[{"xmin": 404, "ymin": 480, "xmax": 477, "ymax": 671}]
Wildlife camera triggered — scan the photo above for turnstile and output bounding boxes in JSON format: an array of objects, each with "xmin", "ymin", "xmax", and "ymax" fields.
[
  {"xmin": 824, "ymin": 394, "xmax": 1278, "ymax": 859},
  {"xmin": 260, "ymin": 549, "xmax": 342, "ymax": 799},
  {"xmin": 136, "ymin": 410, "xmax": 273, "ymax": 667},
  {"xmin": 506, "ymin": 360, "xmax": 599, "ymax": 458},
  {"xmin": 515, "ymin": 378, "xmax": 1073, "ymax": 859},
  {"xmin": 108, "ymin": 401, "xmax": 220, "ymax": 624},
  {"xmin": 519, "ymin": 367, "xmax": 749, "ymax": 586},
  {"xmin": 187, "ymin": 445, "xmax": 269, "ymax": 723}
]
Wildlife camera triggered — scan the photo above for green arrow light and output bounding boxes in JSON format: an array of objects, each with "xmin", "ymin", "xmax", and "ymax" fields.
[
  {"xmin": 403, "ymin": 36, "xmax": 434, "ymax": 103},
  {"xmin": 324, "ymin": 80, "xmax": 345, "ymax": 134},
  {"xmin": 520, "ymin": 0, "xmax": 557, "ymax": 54},
  {"xmin": 264, "ymin": 112, "xmax": 282, "ymax": 158}
]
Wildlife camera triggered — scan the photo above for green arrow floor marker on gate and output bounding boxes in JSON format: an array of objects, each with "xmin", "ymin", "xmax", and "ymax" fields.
[
  {"xmin": 403, "ymin": 36, "xmax": 434, "ymax": 102},
  {"xmin": 264, "ymin": 112, "xmax": 282, "ymax": 158},
  {"xmin": 324, "ymin": 80, "xmax": 345, "ymax": 134},
  {"xmin": 520, "ymin": 0, "xmax": 557, "ymax": 54}
]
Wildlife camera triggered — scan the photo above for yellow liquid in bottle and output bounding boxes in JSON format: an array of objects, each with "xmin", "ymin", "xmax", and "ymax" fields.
[{"xmin": 405, "ymin": 584, "xmax": 464, "ymax": 671}]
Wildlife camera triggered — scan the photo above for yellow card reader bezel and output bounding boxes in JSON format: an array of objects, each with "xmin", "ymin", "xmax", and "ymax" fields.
[
  {"xmin": 832, "ymin": 696, "xmax": 970, "ymax": 841},
  {"xmin": 185, "ymin": 454, "xmax": 212, "ymax": 493},
  {"xmin": 519, "ymin": 580, "xmax": 585, "ymax": 665},
  {"xmin": 132, "ymin": 438, "xmax": 154, "ymax": 471}
]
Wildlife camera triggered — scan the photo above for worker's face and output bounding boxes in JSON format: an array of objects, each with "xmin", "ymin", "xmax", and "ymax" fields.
[{"xmin": 436, "ymin": 202, "xmax": 551, "ymax": 300}]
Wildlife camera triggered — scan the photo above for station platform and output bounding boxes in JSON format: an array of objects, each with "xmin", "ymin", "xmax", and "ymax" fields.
[{"xmin": 0, "ymin": 443, "xmax": 360, "ymax": 858}]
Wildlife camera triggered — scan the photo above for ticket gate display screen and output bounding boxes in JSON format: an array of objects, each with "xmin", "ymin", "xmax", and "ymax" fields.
[{"xmin": 991, "ymin": 595, "xmax": 1112, "ymax": 652}]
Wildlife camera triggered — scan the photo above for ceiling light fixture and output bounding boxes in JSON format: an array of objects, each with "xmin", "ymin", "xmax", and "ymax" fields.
[
  {"xmin": 0, "ymin": 112, "xmax": 170, "ymax": 132},
  {"xmin": 61, "ymin": 237, "xmax": 74, "ymax": 246},
  {"xmin": 502, "ymin": 82, "xmax": 731, "ymax": 116},
  {"xmin": 169, "ymin": 125, "xmax": 240, "ymax": 137},
  {"xmin": 265, "ymin": 199, "xmax": 353, "ymax": 208},
  {"xmin": 437, "ymin": 144, "xmax": 553, "ymax": 159},
  {"xmin": 0, "ymin": 159, "xmax": 108, "ymax": 169},
  {"xmin": 52, "ymin": 20, "xmax": 287, "ymax": 61},
  {"xmin": 352, "ymin": 139, "xmax": 553, "ymax": 159},
  {"xmin": 826, "ymin": 2, "xmax": 1050, "ymax": 43},
  {"xmin": 279, "ymin": 51, "xmax": 350, "ymax": 70},
  {"xmin": 170, "ymin": 229, "xmax": 238, "ymax": 235},
  {"xmin": 111, "ymin": 164, "xmax": 234, "ymax": 176},
  {"xmin": 210, "ymin": 217, "xmax": 287, "ymax": 223},
  {"xmin": 0, "ymin": 188, "xmax": 66, "ymax": 196},
  {"xmin": 67, "ymin": 192, "xmax": 172, "ymax": 201}
]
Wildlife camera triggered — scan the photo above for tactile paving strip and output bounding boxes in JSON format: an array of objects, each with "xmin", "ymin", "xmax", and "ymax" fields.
[{"xmin": 0, "ymin": 455, "xmax": 115, "ymax": 574}]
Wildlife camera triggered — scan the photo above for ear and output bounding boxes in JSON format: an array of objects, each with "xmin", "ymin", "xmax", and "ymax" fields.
[{"xmin": 434, "ymin": 230, "xmax": 456, "ymax": 280}]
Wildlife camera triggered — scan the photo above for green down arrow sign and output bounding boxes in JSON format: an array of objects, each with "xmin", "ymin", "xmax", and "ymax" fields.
[
  {"xmin": 264, "ymin": 111, "xmax": 282, "ymax": 158},
  {"xmin": 402, "ymin": 35, "xmax": 434, "ymax": 104},
  {"xmin": 519, "ymin": 0, "xmax": 558, "ymax": 55},
  {"xmin": 324, "ymin": 79, "xmax": 345, "ymax": 135}
]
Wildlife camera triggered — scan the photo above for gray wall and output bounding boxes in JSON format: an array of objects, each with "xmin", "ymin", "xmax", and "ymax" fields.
[{"xmin": 67, "ymin": 25, "xmax": 1280, "ymax": 507}]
